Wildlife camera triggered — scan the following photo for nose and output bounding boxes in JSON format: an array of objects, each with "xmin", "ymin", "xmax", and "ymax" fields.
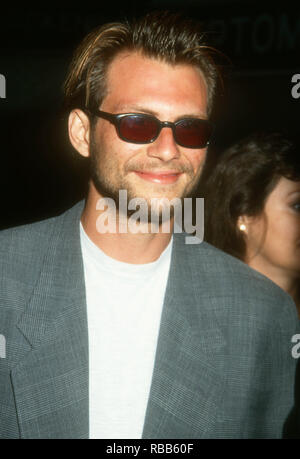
[{"xmin": 146, "ymin": 125, "xmax": 180, "ymax": 162}]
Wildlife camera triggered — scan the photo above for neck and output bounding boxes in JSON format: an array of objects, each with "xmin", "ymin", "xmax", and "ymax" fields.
[{"xmin": 81, "ymin": 184, "xmax": 173, "ymax": 264}]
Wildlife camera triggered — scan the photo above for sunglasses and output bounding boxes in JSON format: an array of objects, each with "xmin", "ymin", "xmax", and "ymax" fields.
[{"xmin": 88, "ymin": 109, "xmax": 212, "ymax": 149}]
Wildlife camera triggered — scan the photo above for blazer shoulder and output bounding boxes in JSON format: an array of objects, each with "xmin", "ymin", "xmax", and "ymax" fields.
[
  {"xmin": 0, "ymin": 200, "xmax": 83, "ymax": 261},
  {"xmin": 0, "ymin": 202, "xmax": 81, "ymax": 285},
  {"xmin": 178, "ymin": 236, "xmax": 298, "ymax": 325},
  {"xmin": 0, "ymin": 213, "xmax": 58, "ymax": 259}
]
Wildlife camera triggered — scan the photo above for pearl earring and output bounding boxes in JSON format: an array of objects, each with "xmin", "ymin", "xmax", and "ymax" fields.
[{"xmin": 239, "ymin": 224, "xmax": 246, "ymax": 232}]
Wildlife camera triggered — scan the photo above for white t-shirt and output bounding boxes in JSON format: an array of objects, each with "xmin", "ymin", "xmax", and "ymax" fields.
[{"xmin": 80, "ymin": 223, "xmax": 173, "ymax": 439}]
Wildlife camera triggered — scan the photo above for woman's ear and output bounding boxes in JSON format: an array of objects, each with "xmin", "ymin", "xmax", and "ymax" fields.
[{"xmin": 68, "ymin": 109, "xmax": 91, "ymax": 158}]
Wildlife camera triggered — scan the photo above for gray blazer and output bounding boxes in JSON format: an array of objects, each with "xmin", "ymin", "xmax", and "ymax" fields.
[{"xmin": 0, "ymin": 200, "xmax": 298, "ymax": 439}]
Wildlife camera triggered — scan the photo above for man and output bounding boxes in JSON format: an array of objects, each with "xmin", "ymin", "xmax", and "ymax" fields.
[{"xmin": 0, "ymin": 11, "xmax": 298, "ymax": 439}]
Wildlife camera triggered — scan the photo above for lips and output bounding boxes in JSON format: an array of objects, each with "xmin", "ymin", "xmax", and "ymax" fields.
[{"xmin": 133, "ymin": 171, "xmax": 182, "ymax": 184}]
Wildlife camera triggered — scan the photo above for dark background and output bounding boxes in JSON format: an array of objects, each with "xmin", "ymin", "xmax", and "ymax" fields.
[{"xmin": 0, "ymin": 0, "xmax": 299, "ymax": 228}]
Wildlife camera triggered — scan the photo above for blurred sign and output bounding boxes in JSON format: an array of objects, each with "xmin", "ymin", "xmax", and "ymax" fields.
[
  {"xmin": 0, "ymin": 5, "xmax": 299, "ymax": 70},
  {"xmin": 0, "ymin": 74, "xmax": 6, "ymax": 98},
  {"xmin": 205, "ymin": 10, "xmax": 300, "ymax": 69}
]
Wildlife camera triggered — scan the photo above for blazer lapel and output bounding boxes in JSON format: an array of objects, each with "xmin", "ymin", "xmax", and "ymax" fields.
[
  {"xmin": 11, "ymin": 201, "xmax": 89, "ymax": 439},
  {"xmin": 142, "ymin": 233, "xmax": 227, "ymax": 438}
]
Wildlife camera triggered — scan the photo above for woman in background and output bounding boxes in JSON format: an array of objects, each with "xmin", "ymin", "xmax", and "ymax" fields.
[{"xmin": 203, "ymin": 131, "xmax": 300, "ymax": 316}]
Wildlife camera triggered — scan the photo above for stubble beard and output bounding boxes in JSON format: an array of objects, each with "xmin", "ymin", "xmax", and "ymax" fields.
[{"xmin": 89, "ymin": 133, "xmax": 204, "ymax": 225}]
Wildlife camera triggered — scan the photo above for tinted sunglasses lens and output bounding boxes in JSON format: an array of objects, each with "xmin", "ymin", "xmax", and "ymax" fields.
[
  {"xmin": 119, "ymin": 115, "xmax": 158, "ymax": 143},
  {"xmin": 175, "ymin": 119, "xmax": 211, "ymax": 148}
]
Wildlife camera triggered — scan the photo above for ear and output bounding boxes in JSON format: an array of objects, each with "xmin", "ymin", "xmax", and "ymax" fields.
[{"xmin": 68, "ymin": 109, "xmax": 91, "ymax": 158}]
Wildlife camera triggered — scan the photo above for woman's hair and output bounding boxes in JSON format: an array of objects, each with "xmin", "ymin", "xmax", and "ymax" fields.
[
  {"xmin": 62, "ymin": 11, "xmax": 224, "ymax": 121},
  {"xmin": 203, "ymin": 131, "xmax": 300, "ymax": 260}
]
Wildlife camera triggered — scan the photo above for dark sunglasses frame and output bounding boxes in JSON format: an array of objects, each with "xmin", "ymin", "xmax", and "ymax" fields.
[{"xmin": 87, "ymin": 108, "xmax": 212, "ymax": 149}]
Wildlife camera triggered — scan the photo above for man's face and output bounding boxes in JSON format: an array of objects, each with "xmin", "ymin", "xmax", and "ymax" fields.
[{"xmin": 89, "ymin": 51, "xmax": 209, "ymax": 210}]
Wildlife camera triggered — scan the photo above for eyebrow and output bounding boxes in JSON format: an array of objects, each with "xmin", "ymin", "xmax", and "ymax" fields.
[
  {"xmin": 112, "ymin": 104, "xmax": 208, "ymax": 120},
  {"xmin": 287, "ymin": 190, "xmax": 300, "ymax": 197}
]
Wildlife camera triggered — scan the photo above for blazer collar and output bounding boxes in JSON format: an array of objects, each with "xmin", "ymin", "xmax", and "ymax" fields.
[{"xmin": 16, "ymin": 200, "xmax": 86, "ymax": 348}]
